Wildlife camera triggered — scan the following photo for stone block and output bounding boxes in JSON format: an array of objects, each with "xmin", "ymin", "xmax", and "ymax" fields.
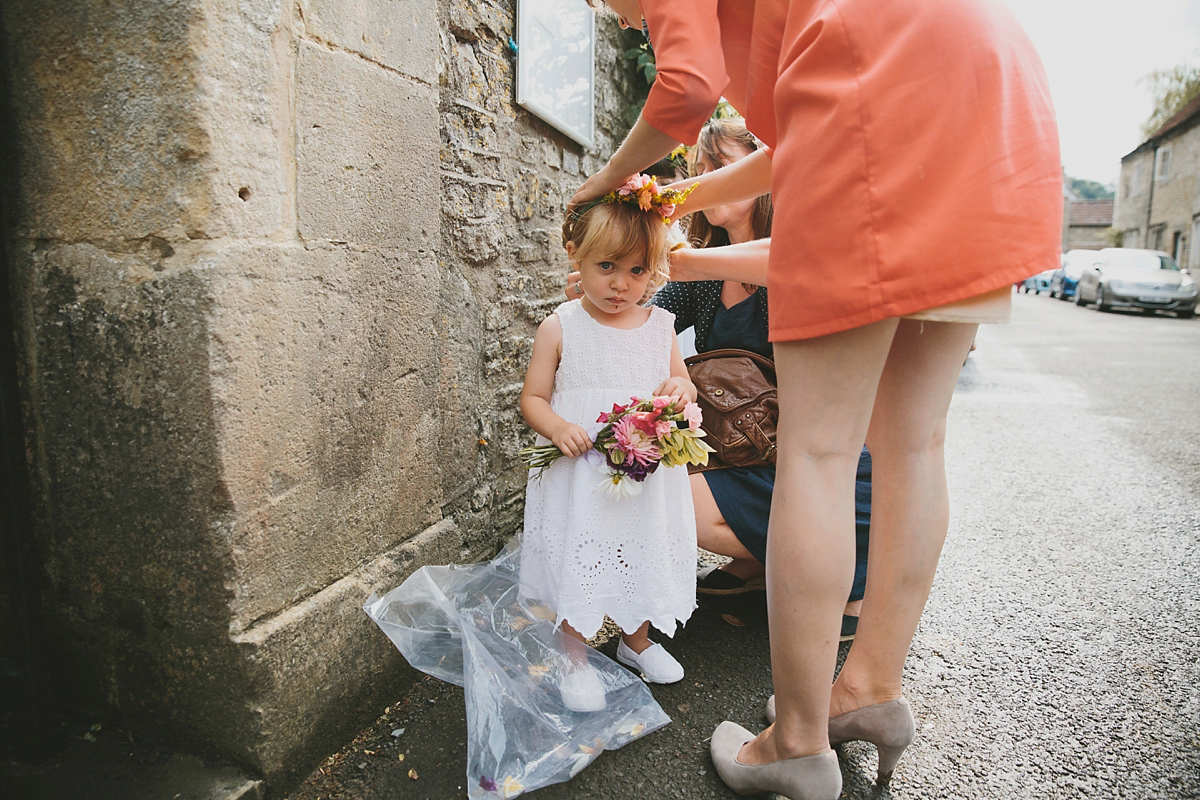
[
  {"xmin": 298, "ymin": 0, "xmax": 438, "ymax": 85},
  {"xmin": 204, "ymin": 243, "xmax": 444, "ymax": 629},
  {"xmin": 2, "ymin": 2, "xmax": 211, "ymax": 241},
  {"xmin": 296, "ymin": 42, "xmax": 439, "ymax": 252},
  {"xmin": 230, "ymin": 520, "xmax": 464, "ymax": 781},
  {"xmin": 2, "ymin": 0, "xmax": 293, "ymax": 243},
  {"xmin": 190, "ymin": 0, "xmax": 294, "ymax": 240},
  {"xmin": 17, "ymin": 239, "xmax": 255, "ymax": 761}
]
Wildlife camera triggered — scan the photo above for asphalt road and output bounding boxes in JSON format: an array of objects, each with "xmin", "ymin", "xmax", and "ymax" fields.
[{"xmin": 285, "ymin": 291, "xmax": 1200, "ymax": 800}]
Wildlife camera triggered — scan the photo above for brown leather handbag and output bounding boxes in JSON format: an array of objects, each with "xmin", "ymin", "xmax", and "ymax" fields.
[{"xmin": 684, "ymin": 348, "xmax": 778, "ymax": 472}]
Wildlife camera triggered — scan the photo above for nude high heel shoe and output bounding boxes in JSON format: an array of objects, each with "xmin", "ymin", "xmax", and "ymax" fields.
[
  {"xmin": 827, "ymin": 697, "xmax": 915, "ymax": 783},
  {"xmin": 710, "ymin": 721, "xmax": 842, "ymax": 800},
  {"xmin": 765, "ymin": 695, "xmax": 915, "ymax": 783}
]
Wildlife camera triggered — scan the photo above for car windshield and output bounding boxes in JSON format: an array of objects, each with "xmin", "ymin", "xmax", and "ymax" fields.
[
  {"xmin": 1104, "ymin": 250, "xmax": 1180, "ymax": 271},
  {"xmin": 1063, "ymin": 252, "xmax": 1096, "ymax": 277}
]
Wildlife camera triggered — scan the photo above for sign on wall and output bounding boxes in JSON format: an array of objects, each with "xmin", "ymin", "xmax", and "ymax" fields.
[{"xmin": 516, "ymin": 0, "xmax": 595, "ymax": 148}]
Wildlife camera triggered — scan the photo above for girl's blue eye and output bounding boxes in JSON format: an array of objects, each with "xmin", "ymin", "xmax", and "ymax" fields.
[
  {"xmin": 631, "ymin": 266, "xmax": 645, "ymax": 275},
  {"xmin": 598, "ymin": 261, "xmax": 615, "ymax": 270}
]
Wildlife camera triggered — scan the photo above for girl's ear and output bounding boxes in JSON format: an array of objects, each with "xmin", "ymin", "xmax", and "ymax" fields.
[{"xmin": 564, "ymin": 241, "xmax": 578, "ymax": 261}]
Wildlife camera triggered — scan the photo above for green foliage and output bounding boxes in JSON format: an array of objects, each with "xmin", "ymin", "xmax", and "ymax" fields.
[
  {"xmin": 619, "ymin": 38, "xmax": 655, "ymax": 128},
  {"xmin": 624, "ymin": 41, "xmax": 656, "ymax": 86},
  {"xmin": 1068, "ymin": 176, "xmax": 1114, "ymax": 200},
  {"xmin": 1140, "ymin": 61, "xmax": 1200, "ymax": 138}
]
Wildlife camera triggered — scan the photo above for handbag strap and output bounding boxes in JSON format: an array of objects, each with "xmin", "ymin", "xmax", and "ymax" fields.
[{"xmin": 684, "ymin": 347, "xmax": 776, "ymax": 379}]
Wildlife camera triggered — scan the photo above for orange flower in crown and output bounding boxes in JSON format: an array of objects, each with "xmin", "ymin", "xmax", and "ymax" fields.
[
  {"xmin": 619, "ymin": 174, "xmax": 658, "ymax": 212},
  {"xmin": 571, "ymin": 173, "xmax": 697, "ymax": 225}
]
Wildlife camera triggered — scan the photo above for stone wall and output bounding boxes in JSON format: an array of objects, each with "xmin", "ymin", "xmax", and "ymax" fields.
[{"xmin": 1, "ymin": 0, "xmax": 640, "ymax": 785}]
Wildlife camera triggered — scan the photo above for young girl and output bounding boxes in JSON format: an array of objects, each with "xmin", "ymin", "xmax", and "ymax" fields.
[{"xmin": 519, "ymin": 178, "xmax": 698, "ymax": 712}]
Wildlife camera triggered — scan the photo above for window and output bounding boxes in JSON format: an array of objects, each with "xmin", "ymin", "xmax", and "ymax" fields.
[
  {"xmin": 1132, "ymin": 162, "xmax": 1145, "ymax": 195},
  {"xmin": 1192, "ymin": 217, "xmax": 1200, "ymax": 269},
  {"xmin": 1151, "ymin": 226, "xmax": 1165, "ymax": 251},
  {"xmin": 1156, "ymin": 147, "xmax": 1171, "ymax": 181},
  {"xmin": 1122, "ymin": 229, "xmax": 1141, "ymax": 248},
  {"xmin": 1172, "ymin": 230, "xmax": 1183, "ymax": 263}
]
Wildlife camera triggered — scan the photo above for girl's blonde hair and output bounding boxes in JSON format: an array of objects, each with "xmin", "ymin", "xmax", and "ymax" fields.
[{"xmin": 563, "ymin": 202, "xmax": 672, "ymax": 292}]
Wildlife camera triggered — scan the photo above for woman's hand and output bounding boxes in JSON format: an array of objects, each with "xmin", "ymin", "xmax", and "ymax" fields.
[
  {"xmin": 666, "ymin": 245, "xmax": 703, "ymax": 282},
  {"xmin": 564, "ymin": 270, "xmax": 584, "ymax": 300},
  {"xmin": 569, "ymin": 164, "xmax": 624, "ymax": 209},
  {"xmin": 570, "ymin": 118, "xmax": 681, "ymax": 208},
  {"xmin": 550, "ymin": 422, "xmax": 593, "ymax": 458},
  {"xmin": 654, "ymin": 376, "xmax": 698, "ymax": 406}
]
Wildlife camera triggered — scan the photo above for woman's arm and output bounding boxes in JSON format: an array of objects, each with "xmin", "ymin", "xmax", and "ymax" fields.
[
  {"xmin": 572, "ymin": 0, "xmax": 726, "ymax": 207},
  {"xmin": 669, "ymin": 238, "xmax": 772, "ymax": 286},
  {"xmin": 671, "ymin": 149, "xmax": 773, "ymax": 220},
  {"xmin": 569, "ymin": 117, "xmax": 680, "ymax": 207},
  {"xmin": 520, "ymin": 315, "xmax": 592, "ymax": 457}
]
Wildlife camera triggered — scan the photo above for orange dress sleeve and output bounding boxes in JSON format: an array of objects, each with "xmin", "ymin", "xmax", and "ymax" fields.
[{"xmin": 640, "ymin": 0, "xmax": 729, "ymax": 145}]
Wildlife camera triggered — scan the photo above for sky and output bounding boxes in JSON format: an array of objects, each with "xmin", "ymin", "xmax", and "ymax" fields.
[{"xmin": 1002, "ymin": 0, "xmax": 1200, "ymax": 186}]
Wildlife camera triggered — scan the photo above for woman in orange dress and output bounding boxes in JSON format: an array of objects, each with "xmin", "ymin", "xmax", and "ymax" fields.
[{"xmin": 575, "ymin": 2, "xmax": 1061, "ymax": 797}]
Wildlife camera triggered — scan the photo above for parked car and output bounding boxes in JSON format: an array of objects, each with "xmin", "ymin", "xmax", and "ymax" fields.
[
  {"xmin": 1020, "ymin": 269, "xmax": 1056, "ymax": 294},
  {"xmin": 1050, "ymin": 249, "xmax": 1096, "ymax": 300},
  {"xmin": 1075, "ymin": 248, "xmax": 1198, "ymax": 318}
]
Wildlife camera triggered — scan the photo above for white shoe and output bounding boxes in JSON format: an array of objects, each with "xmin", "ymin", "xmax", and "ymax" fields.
[
  {"xmin": 616, "ymin": 639, "xmax": 684, "ymax": 684},
  {"xmin": 559, "ymin": 665, "xmax": 606, "ymax": 712}
]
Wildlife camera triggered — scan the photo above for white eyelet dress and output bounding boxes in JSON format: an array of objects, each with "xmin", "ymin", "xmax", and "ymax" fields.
[{"xmin": 518, "ymin": 300, "xmax": 697, "ymax": 640}]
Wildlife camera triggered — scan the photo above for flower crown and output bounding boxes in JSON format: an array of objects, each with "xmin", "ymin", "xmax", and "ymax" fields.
[
  {"xmin": 573, "ymin": 174, "xmax": 697, "ymax": 225},
  {"xmin": 666, "ymin": 144, "xmax": 690, "ymax": 172}
]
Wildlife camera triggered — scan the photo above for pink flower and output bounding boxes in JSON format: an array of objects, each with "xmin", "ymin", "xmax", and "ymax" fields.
[
  {"xmin": 629, "ymin": 410, "xmax": 660, "ymax": 437},
  {"xmin": 658, "ymin": 202, "xmax": 675, "ymax": 218},
  {"xmin": 612, "ymin": 416, "xmax": 661, "ymax": 466},
  {"xmin": 651, "ymin": 396, "xmax": 672, "ymax": 411},
  {"xmin": 682, "ymin": 402, "xmax": 703, "ymax": 431},
  {"xmin": 618, "ymin": 174, "xmax": 653, "ymax": 196}
]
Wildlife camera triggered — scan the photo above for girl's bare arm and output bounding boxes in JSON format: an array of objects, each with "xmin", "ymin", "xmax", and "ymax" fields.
[
  {"xmin": 655, "ymin": 335, "xmax": 698, "ymax": 405},
  {"xmin": 520, "ymin": 315, "xmax": 593, "ymax": 457}
]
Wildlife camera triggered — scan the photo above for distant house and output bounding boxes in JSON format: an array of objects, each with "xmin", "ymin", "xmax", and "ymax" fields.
[
  {"xmin": 1065, "ymin": 198, "xmax": 1113, "ymax": 250},
  {"xmin": 1112, "ymin": 94, "xmax": 1200, "ymax": 267}
]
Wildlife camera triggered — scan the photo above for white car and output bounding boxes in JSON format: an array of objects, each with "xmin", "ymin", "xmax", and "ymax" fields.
[{"xmin": 1075, "ymin": 248, "xmax": 1197, "ymax": 318}]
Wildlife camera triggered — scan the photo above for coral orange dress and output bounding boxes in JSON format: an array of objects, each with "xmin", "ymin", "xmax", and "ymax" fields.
[{"xmin": 639, "ymin": 0, "xmax": 1062, "ymax": 341}]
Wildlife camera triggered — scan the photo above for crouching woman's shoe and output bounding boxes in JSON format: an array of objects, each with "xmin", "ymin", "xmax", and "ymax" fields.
[{"xmin": 710, "ymin": 721, "xmax": 841, "ymax": 800}]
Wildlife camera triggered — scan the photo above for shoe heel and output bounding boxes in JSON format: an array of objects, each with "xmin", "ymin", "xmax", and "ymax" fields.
[
  {"xmin": 828, "ymin": 696, "xmax": 915, "ymax": 784},
  {"xmin": 875, "ymin": 742, "xmax": 907, "ymax": 783}
]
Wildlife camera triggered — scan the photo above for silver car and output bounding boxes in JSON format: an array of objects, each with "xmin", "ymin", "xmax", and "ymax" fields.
[{"xmin": 1075, "ymin": 248, "xmax": 1197, "ymax": 318}]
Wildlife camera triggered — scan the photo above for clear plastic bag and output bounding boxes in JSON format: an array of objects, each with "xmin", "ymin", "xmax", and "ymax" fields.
[{"xmin": 364, "ymin": 541, "xmax": 670, "ymax": 799}]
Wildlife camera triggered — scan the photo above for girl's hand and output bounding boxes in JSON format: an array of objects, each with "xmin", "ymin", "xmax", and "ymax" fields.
[
  {"xmin": 551, "ymin": 422, "xmax": 593, "ymax": 458},
  {"xmin": 654, "ymin": 376, "xmax": 697, "ymax": 407}
]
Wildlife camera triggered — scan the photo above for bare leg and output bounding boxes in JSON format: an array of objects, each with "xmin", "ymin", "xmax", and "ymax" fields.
[
  {"xmin": 692, "ymin": 472, "xmax": 763, "ymax": 579},
  {"xmin": 560, "ymin": 621, "xmax": 591, "ymax": 667},
  {"xmin": 620, "ymin": 621, "xmax": 652, "ymax": 654},
  {"xmin": 831, "ymin": 319, "xmax": 978, "ymax": 716},
  {"xmin": 739, "ymin": 319, "xmax": 898, "ymax": 764}
]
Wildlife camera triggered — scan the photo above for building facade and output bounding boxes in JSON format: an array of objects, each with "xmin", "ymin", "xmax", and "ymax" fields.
[
  {"xmin": 1065, "ymin": 199, "xmax": 1114, "ymax": 250},
  {"xmin": 1113, "ymin": 95, "xmax": 1200, "ymax": 267}
]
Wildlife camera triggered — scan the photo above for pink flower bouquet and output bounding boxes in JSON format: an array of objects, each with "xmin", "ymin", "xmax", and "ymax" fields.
[{"xmin": 520, "ymin": 396, "xmax": 715, "ymax": 498}]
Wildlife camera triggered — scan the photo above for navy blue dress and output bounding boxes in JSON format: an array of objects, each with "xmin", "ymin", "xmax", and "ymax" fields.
[{"xmin": 652, "ymin": 283, "xmax": 870, "ymax": 601}]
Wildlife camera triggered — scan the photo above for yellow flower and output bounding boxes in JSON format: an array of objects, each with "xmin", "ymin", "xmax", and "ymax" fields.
[{"xmin": 502, "ymin": 775, "xmax": 525, "ymax": 797}]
